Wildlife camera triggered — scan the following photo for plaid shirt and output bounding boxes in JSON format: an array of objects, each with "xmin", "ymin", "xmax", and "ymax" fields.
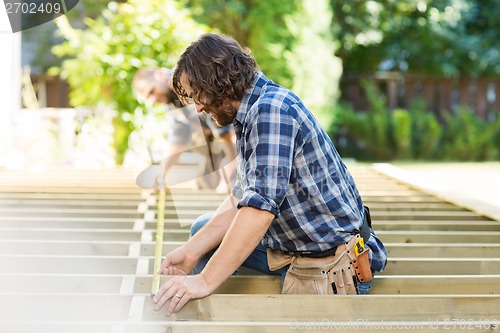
[{"xmin": 232, "ymin": 71, "xmax": 387, "ymax": 272}]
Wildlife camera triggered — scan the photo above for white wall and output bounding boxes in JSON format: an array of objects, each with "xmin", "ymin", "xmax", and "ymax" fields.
[{"xmin": 0, "ymin": 30, "xmax": 21, "ymax": 167}]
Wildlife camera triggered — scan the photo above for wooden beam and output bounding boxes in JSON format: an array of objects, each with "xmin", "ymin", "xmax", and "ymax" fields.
[
  {"xmin": 382, "ymin": 258, "xmax": 500, "ymax": 275},
  {"xmin": 0, "ymin": 186, "xmax": 143, "ymax": 194},
  {"xmin": 0, "ymin": 240, "xmax": 133, "ymax": 256},
  {"xmin": 372, "ymin": 275, "xmax": 500, "ymax": 295},
  {"xmin": 0, "ymin": 218, "xmax": 136, "ymax": 229},
  {"xmin": 375, "ymin": 221, "xmax": 500, "ymax": 232},
  {"xmin": 0, "ymin": 256, "xmax": 139, "ymax": 274},
  {"xmin": 0, "ymin": 229, "xmax": 144, "ymax": 241},
  {"xmin": 142, "ymin": 294, "xmax": 500, "ymax": 322},
  {"xmin": 370, "ymin": 211, "xmax": 486, "ymax": 221},
  {"xmin": 385, "ymin": 243, "xmax": 500, "ymax": 258},
  {"xmin": 3, "ymin": 273, "xmax": 499, "ymax": 296},
  {"xmin": 0, "ymin": 192, "xmax": 144, "ymax": 200},
  {"xmin": 0, "ymin": 294, "xmax": 134, "ymax": 322},
  {"xmin": 0, "ymin": 198, "xmax": 142, "ymax": 208},
  {"xmin": 378, "ymin": 231, "xmax": 500, "ymax": 243},
  {"xmin": 0, "ymin": 207, "xmax": 143, "ymax": 218}
]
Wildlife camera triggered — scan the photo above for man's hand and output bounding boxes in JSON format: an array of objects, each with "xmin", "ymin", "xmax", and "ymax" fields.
[
  {"xmin": 158, "ymin": 245, "xmax": 199, "ymax": 275},
  {"xmin": 153, "ymin": 274, "xmax": 211, "ymax": 316}
]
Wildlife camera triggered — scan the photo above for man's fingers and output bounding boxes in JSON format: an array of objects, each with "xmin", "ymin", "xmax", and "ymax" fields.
[
  {"xmin": 159, "ymin": 257, "xmax": 169, "ymax": 271},
  {"xmin": 152, "ymin": 279, "xmax": 175, "ymax": 310},
  {"xmin": 166, "ymin": 292, "xmax": 190, "ymax": 317}
]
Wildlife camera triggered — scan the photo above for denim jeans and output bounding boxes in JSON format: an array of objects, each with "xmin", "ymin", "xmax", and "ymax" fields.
[{"xmin": 189, "ymin": 212, "xmax": 372, "ymax": 294}]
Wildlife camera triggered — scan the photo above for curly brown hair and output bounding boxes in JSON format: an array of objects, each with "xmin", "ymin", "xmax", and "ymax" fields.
[{"xmin": 173, "ymin": 33, "xmax": 257, "ymax": 108}]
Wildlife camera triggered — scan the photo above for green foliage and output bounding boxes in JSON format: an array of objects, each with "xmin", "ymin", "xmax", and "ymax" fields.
[
  {"xmin": 51, "ymin": 0, "xmax": 208, "ymax": 162},
  {"xmin": 409, "ymin": 99, "xmax": 441, "ymax": 159},
  {"xmin": 392, "ymin": 109, "xmax": 412, "ymax": 159},
  {"xmin": 362, "ymin": 81, "xmax": 394, "ymax": 160},
  {"xmin": 182, "ymin": 0, "xmax": 341, "ymax": 126},
  {"xmin": 181, "ymin": 0, "xmax": 299, "ymax": 88},
  {"xmin": 441, "ymin": 108, "xmax": 498, "ymax": 160},
  {"xmin": 330, "ymin": 0, "xmax": 500, "ymax": 77},
  {"xmin": 22, "ymin": 1, "xmax": 112, "ymax": 73},
  {"xmin": 286, "ymin": 0, "xmax": 341, "ymax": 127},
  {"xmin": 335, "ymin": 81, "xmax": 394, "ymax": 160},
  {"xmin": 332, "ymin": 84, "xmax": 498, "ymax": 161}
]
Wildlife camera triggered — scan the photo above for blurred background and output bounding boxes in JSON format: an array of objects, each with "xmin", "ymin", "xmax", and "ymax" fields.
[{"xmin": 0, "ymin": 0, "xmax": 499, "ymax": 171}]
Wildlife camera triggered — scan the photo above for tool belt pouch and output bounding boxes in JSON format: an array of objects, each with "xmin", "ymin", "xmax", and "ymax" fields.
[
  {"xmin": 280, "ymin": 237, "xmax": 359, "ymax": 295},
  {"xmin": 267, "ymin": 248, "xmax": 293, "ymax": 271},
  {"xmin": 354, "ymin": 247, "xmax": 373, "ymax": 283}
]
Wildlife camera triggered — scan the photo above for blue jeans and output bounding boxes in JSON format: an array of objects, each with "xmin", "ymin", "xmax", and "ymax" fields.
[{"xmin": 189, "ymin": 212, "xmax": 372, "ymax": 294}]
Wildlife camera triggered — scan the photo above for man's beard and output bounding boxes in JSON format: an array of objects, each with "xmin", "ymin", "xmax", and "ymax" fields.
[{"xmin": 204, "ymin": 100, "xmax": 237, "ymax": 127}]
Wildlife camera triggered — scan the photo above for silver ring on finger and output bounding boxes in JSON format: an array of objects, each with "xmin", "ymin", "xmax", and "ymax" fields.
[{"xmin": 175, "ymin": 293, "xmax": 182, "ymax": 299}]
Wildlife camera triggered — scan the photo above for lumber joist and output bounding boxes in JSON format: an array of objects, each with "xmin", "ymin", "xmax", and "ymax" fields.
[
  {"xmin": 2, "ymin": 273, "xmax": 499, "ymax": 296},
  {"xmin": 144, "ymin": 294, "xmax": 500, "ymax": 322},
  {"xmin": 0, "ymin": 164, "xmax": 499, "ymax": 332}
]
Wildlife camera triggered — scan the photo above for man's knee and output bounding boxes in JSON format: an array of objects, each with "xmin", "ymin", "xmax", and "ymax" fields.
[{"xmin": 190, "ymin": 212, "xmax": 213, "ymax": 237}]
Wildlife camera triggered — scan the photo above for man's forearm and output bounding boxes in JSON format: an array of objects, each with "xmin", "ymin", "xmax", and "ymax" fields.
[
  {"xmin": 199, "ymin": 206, "xmax": 274, "ymax": 292},
  {"xmin": 184, "ymin": 195, "xmax": 239, "ymax": 260}
]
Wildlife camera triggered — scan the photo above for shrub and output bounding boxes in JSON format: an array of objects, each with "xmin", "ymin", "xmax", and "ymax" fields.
[
  {"xmin": 441, "ymin": 107, "xmax": 498, "ymax": 161},
  {"xmin": 408, "ymin": 99, "xmax": 441, "ymax": 160},
  {"xmin": 392, "ymin": 108, "xmax": 412, "ymax": 160}
]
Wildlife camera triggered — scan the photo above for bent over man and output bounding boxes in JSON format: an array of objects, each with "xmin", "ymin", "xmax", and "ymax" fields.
[{"xmin": 153, "ymin": 33, "xmax": 387, "ymax": 316}]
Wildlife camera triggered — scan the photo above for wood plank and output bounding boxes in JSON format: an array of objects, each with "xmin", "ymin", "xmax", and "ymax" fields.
[
  {"xmin": 0, "ymin": 192, "xmax": 144, "ymax": 200},
  {"xmin": 0, "ymin": 274, "xmax": 125, "ymax": 293},
  {"xmin": 0, "ymin": 240, "xmax": 134, "ymax": 255},
  {"xmin": 0, "ymin": 323, "xmax": 113, "ymax": 333},
  {"xmin": 0, "ymin": 186, "xmax": 143, "ymax": 194},
  {"xmin": 3, "ymin": 273, "xmax": 498, "ymax": 296},
  {"xmin": 2, "ymin": 321, "xmax": 498, "ymax": 333},
  {"xmin": 125, "ymin": 321, "xmax": 500, "ymax": 333},
  {"xmin": 372, "ymin": 275, "xmax": 500, "ymax": 295},
  {"xmin": 0, "ymin": 294, "xmax": 133, "ymax": 322},
  {"xmin": 0, "ymin": 229, "xmax": 144, "ymax": 241},
  {"xmin": 377, "ymin": 231, "xmax": 500, "ymax": 243},
  {"xmin": 0, "ymin": 256, "xmax": 138, "ymax": 274},
  {"xmin": 0, "ymin": 207, "xmax": 143, "ymax": 218},
  {"xmin": 0, "ymin": 198, "xmax": 142, "ymax": 208},
  {"xmin": 375, "ymin": 220, "xmax": 500, "ymax": 232},
  {"xmin": 0, "ymin": 218, "xmax": 136, "ymax": 229},
  {"xmin": 142, "ymin": 294, "xmax": 500, "ymax": 322},
  {"xmin": 385, "ymin": 243, "xmax": 500, "ymax": 258},
  {"xmin": 382, "ymin": 258, "xmax": 500, "ymax": 275},
  {"xmin": 369, "ymin": 211, "xmax": 487, "ymax": 221}
]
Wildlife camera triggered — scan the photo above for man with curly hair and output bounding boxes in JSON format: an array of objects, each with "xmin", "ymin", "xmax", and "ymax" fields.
[{"xmin": 153, "ymin": 33, "xmax": 387, "ymax": 316}]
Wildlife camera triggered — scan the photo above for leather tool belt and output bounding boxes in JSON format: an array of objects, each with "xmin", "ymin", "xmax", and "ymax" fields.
[{"xmin": 267, "ymin": 234, "xmax": 372, "ymax": 295}]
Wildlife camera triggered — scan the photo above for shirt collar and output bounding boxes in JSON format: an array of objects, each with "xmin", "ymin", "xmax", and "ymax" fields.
[{"xmin": 234, "ymin": 70, "xmax": 268, "ymax": 125}]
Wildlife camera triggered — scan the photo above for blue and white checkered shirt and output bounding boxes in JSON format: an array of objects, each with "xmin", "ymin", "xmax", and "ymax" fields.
[{"xmin": 232, "ymin": 71, "xmax": 387, "ymax": 272}]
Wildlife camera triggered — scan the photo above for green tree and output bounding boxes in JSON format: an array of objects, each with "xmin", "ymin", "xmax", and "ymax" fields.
[
  {"xmin": 180, "ymin": 0, "xmax": 299, "ymax": 88},
  {"xmin": 183, "ymin": 0, "xmax": 341, "ymax": 126},
  {"xmin": 51, "ymin": 0, "xmax": 208, "ymax": 162},
  {"xmin": 330, "ymin": 0, "xmax": 500, "ymax": 77}
]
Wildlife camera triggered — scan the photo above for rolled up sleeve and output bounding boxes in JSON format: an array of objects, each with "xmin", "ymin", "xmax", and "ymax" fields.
[{"xmin": 238, "ymin": 190, "xmax": 280, "ymax": 217}]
